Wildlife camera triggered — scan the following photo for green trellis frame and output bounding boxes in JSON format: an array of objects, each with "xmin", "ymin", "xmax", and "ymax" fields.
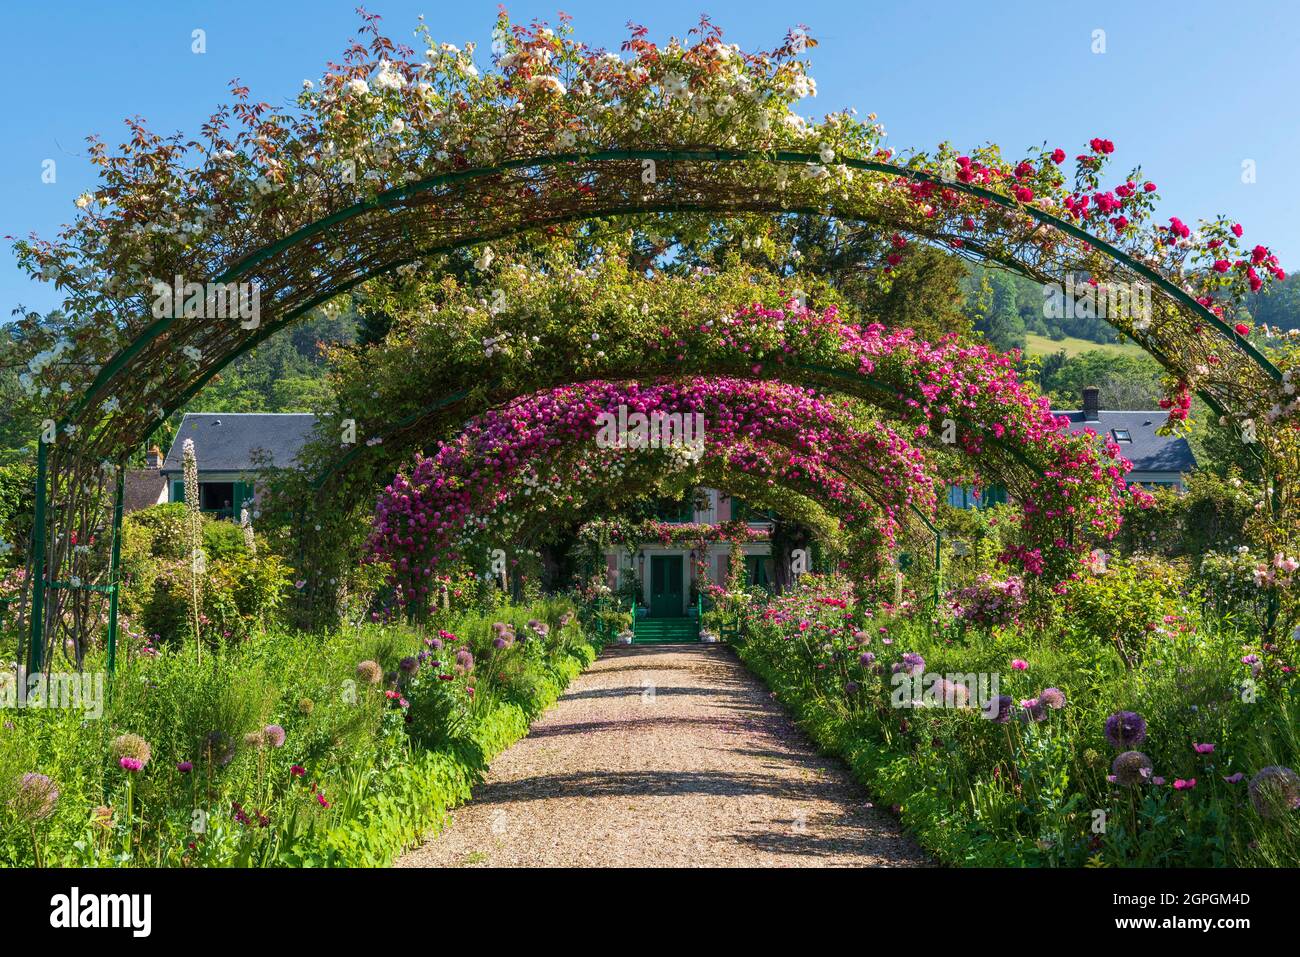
[{"xmin": 27, "ymin": 148, "xmax": 1282, "ymax": 673}]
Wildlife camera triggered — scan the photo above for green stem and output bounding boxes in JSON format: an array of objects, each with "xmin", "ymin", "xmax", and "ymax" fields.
[
  {"xmin": 30, "ymin": 823, "xmax": 42, "ymax": 868},
  {"xmin": 122, "ymin": 776, "xmax": 135, "ymax": 857}
]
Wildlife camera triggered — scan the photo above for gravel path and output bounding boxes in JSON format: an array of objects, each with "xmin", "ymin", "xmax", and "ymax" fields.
[{"xmin": 396, "ymin": 644, "xmax": 931, "ymax": 868}]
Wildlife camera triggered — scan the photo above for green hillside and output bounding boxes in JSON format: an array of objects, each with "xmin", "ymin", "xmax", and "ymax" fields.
[{"xmin": 1023, "ymin": 333, "xmax": 1147, "ymax": 359}]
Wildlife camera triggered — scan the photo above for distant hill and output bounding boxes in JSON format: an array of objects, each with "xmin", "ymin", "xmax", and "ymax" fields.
[{"xmin": 1023, "ymin": 333, "xmax": 1146, "ymax": 359}]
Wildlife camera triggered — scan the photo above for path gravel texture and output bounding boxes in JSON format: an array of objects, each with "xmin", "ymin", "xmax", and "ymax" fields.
[{"xmin": 397, "ymin": 644, "xmax": 931, "ymax": 868}]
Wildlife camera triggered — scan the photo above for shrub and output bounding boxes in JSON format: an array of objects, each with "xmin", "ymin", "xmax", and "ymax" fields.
[
  {"xmin": 733, "ymin": 574, "xmax": 1300, "ymax": 867},
  {"xmin": 1064, "ymin": 555, "xmax": 1187, "ymax": 669},
  {"xmin": 202, "ymin": 519, "xmax": 249, "ymax": 562}
]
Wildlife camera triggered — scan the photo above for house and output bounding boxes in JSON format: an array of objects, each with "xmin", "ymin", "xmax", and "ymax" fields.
[
  {"xmin": 602, "ymin": 490, "xmax": 776, "ymax": 620},
  {"xmin": 122, "ymin": 446, "xmax": 168, "ymax": 514},
  {"xmin": 1054, "ymin": 386, "xmax": 1196, "ymax": 490},
  {"xmin": 159, "ymin": 413, "xmax": 318, "ymax": 519},
  {"xmin": 946, "ymin": 386, "xmax": 1197, "ymax": 507}
]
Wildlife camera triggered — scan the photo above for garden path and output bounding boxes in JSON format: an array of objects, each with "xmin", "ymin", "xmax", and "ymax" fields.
[{"xmin": 396, "ymin": 644, "xmax": 931, "ymax": 867}]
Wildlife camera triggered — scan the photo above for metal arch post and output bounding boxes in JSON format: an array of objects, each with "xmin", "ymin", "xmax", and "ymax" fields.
[
  {"xmin": 934, "ymin": 528, "xmax": 942, "ymax": 611},
  {"xmin": 106, "ymin": 465, "xmax": 125, "ymax": 673},
  {"xmin": 26, "ymin": 439, "xmax": 49, "ymax": 676}
]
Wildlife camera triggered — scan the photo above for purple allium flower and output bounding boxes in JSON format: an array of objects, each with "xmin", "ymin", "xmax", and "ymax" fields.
[
  {"xmin": 892, "ymin": 652, "xmax": 925, "ymax": 677},
  {"xmin": 176, "ymin": 761, "xmax": 193, "ymax": 773},
  {"xmin": 932, "ymin": 677, "xmax": 970, "ymax": 707},
  {"xmin": 989, "ymin": 694, "xmax": 1014, "ymax": 723},
  {"xmin": 12, "ymin": 773, "xmax": 58, "ymax": 821},
  {"xmin": 845, "ymin": 681, "xmax": 860, "ymax": 695},
  {"xmin": 1223, "ymin": 772, "xmax": 1245, "ymax": 784},
  {"xmin": 1104, "ymin": 711, "xmax": 1147, "ymax": 749},
  {"xmin": 427, "ymin": 637, "xmax": 444, "ymax": 651},
  {"xmin": 1248, "ymin": 766, "xmax": 1300, "ymax": 819},
  {"xmin": 455, "ymin": 648, "xmax": 474, "ymax": 673},
  {"xmin": 859, "ymin": 652, "xmax": 876, "ymax": 667},
  {"xmin": 110, "ymin": 733, "xmax": 152, "ymax": 768},
  {"xmin": 1038, "ymin": 687, "xmax": 1066, "ymax": 710},
  {"xmin": 1111, "ymin": 751, "xmax": 1154, "ymax": 787},
  {"xmin": 263, "ymin": 725, "xmax": 286, "ymax": 749},
  {"xmin": 493, "ymin": 637, "xmax": 508, "ymax": 649},
  {"xmin": 398, "ymin": 657, "xmax": 418, "ymax": 675}
]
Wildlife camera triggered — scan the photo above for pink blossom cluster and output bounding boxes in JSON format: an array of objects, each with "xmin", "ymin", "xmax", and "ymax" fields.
[
  {"xmin": 948, "ymin": 574, "xmax": 1028, "ymax": 628},
  {"xmin": 368, "ymin": 377, "xmax": 938, "ymax": 607}
]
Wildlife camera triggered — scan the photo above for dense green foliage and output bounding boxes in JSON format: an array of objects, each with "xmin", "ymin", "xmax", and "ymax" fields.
[{"xmin": 0, "ymin": 599, "xmax": 595, "ymax": 867}]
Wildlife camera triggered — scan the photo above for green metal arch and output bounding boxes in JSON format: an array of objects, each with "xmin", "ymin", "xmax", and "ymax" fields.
[{"xmin": 72, "ymin": 147, "xmax": 1279, "ymax": 439}]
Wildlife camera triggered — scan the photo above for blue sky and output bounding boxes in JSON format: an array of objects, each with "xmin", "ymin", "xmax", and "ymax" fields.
[{"xmin": 4, "ymin": 0, "xmax": 1299, "ymax": 319}]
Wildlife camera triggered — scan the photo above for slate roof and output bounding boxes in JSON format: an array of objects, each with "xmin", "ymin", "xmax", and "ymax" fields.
[
  {"xmin": 1050, "ymin": 409, "xmax": 1197, "ymax": 474},
  {"xmin": 160, "ymin": 413, "xmax": 318, "ymax": 474},
  {"xmin": 122, "ymin": 469, "xmax": 167, "ymax": 512}
]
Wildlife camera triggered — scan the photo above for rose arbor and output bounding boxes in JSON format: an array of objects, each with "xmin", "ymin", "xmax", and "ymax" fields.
[{"xmin": 9, "ymin": 12, "xmax": 1298, "ymax": 667}]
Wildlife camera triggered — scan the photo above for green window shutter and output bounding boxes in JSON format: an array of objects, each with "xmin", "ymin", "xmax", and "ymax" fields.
[{"xmin": 171, "ymin": 480, "xmax": 185, "ymax": 504}]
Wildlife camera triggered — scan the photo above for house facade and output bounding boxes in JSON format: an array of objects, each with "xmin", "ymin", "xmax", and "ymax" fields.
[
  {"xmin": 158, "ymin": 413, "xmax": 318, "ymax": 518},
  {"xmin": 602, "ymin": 490, "xmax": 776, "ymax": 619}
]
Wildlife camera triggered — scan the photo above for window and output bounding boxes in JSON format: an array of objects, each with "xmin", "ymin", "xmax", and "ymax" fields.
[
  {"xmin": 200, "ymin": 482, "xmax": 236, "ymax": 518},
  {"xmin": 171, "ymin": 479, "xmax": 250, "ymax": 520},
  {"xmin": 745, "ymin": 555, "xmax": 775, "ymax": 590},
  {"xmin": 946, "ymin": 484, "xmax": 1008, "ymax": 510},
  {"xmin": 653, "ymin": 495, "xmax": 693, "ymax": 523},
  {"xmin": 1112, "ymin": 429, "xmax": 1132, "ymax": 442}
]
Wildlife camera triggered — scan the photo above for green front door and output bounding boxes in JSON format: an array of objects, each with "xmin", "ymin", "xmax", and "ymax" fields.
[{"xmin": 649, "ymin": 555, "xmax": 684, "ymax": 617}]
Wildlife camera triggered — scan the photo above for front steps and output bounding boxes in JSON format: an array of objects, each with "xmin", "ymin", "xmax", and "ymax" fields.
[{"xmin": 633, "ymin": 616, "xmax": 701, "ymax": 644}]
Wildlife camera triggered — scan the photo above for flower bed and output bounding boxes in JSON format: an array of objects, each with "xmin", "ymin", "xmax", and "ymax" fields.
[
  {"xmin": 0, "ymin": 600, "xmax": 598, "ymax": 867},
  {"xmin": 731, "ymin": 575, "xmax": 1300, "ymax": 866}
]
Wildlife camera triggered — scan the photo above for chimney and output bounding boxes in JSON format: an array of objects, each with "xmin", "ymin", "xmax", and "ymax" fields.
[
  {"xmin": 147, "ymin": 445, "xmax": 164, "ymax": 469},
  {"xmin": 1082, "ymin": 386, "xmax": 1100, "ymax": 422}
]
